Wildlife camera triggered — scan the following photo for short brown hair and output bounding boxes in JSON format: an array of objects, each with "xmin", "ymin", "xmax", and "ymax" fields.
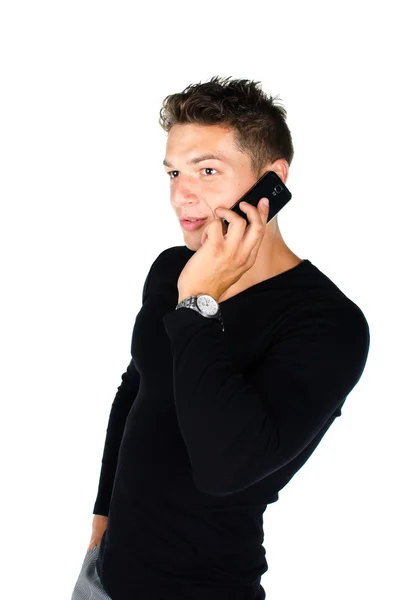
[{"xmin": 158, "ymin": 75, "xmax": 294, "ymax": 178}]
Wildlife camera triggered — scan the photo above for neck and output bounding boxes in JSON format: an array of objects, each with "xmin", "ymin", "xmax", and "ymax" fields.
[{"xmin": 217, "ymin": 220, "xmax": 302, "ymax": 303}]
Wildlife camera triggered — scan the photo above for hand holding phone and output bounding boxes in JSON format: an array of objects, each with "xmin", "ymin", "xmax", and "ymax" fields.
[{"xmin": 221, "ymin": 170, "xmax": 292, "ymax": 231}]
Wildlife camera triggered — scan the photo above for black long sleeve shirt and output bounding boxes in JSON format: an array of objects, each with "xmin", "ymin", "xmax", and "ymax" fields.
[{"xmin": 93, "ymin": 245, "xmax": 370, "ymax": 600}]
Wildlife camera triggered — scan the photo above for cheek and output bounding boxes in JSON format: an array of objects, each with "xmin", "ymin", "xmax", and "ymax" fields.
[{"xmin": 203, "ymin": 183, "xmax": 231, "ymax": 211}]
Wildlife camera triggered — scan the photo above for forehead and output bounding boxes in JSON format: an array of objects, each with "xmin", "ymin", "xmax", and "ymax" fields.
[{"xmin": 165, "ymin": 123, "xmax": 240, "ymax": 160}]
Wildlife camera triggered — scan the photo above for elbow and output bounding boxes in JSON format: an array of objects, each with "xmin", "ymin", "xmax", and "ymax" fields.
[
  {"xmin": 191, "ymin": 462, "xmax": 258, "ymax": 497},
  {"xmin": 189, "ymin": 425, "xmax": 285, "ymax": 496},
  {"xmin": 192, "ymin": 471, "xmax": 235, "ymax": 497},
  {"xmin": 191, "ymin": 452, "xmax": 284, "ymax": 497},
  {"xmin": 191, "ymin": 459, "xmax": 237, "ymax": 497}
]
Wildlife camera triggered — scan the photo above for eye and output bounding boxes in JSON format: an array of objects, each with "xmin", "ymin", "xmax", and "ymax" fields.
[{"xmin": 166, "ymin": 167, "xmax": 218, "ymax": 179}]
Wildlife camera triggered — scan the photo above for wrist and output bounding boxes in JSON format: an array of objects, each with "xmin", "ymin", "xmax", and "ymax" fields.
[{"xmin": 177, "ymin": 291, "xmax": 220, "ymax": 304}]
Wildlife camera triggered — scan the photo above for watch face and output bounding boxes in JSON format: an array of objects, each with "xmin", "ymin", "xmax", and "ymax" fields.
[{"xmin": 197, "ymin": 295, "xmax": 218, "ymax": 316}]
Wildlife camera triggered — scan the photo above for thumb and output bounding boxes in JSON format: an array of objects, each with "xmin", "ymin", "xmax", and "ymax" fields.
[{"xmin": 201, "ymin": 222, "xmax": 210, "ymax": 245}]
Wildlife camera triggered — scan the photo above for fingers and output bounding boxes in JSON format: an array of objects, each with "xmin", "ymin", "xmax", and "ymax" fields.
[
  {"xmin": 214, "ymin": 204, "xmax": 248, "ymax": 244},
  {"xmin": 212, "ymin": 199, "xmax": 268, "ymax": 255}
]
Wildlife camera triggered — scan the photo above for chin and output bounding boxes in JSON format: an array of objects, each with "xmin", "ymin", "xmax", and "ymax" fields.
[
  {"xmin": 184, "ymin": 241, "xmax": 200, "ymax": 251},
  {"xmin": 183, "ymin": 236, "xmax": 202, "ymax": 251}
]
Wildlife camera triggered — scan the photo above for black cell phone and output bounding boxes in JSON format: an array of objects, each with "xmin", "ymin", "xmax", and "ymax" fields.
[{"xmin": 221, "ymin": 170, "xmax": 292, "ymax": 230}]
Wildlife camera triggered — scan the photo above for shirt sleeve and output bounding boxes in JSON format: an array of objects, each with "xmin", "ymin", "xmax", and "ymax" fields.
[
  {"xmin": 162, "ymin": 301, "xmax": 370, "ymax": 497},
  {"xmin": 92, "ymin": 357, "xmax": 141, "ymax": 516},
  {"xmin": 92, "ymin": 267, "xmax": 152, "ymax": 516}
]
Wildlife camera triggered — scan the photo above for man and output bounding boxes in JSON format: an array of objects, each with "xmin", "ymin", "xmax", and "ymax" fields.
[{"xmin": 72, "ymin": 76, "xmax": 370, "ymax": 600}]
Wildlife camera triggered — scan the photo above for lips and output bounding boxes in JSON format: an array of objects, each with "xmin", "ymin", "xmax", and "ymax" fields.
[
  {"xmin": 179, "ymin": 217, "xmax": 207, "ymax": 222},
  {"xmin": 180, "ymin": 218, "xmax": 207, "ymax": 231}
]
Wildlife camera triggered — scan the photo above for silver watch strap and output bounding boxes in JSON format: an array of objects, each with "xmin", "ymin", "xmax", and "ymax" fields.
[{"xmin": 176, "ymin": 296, "xmax": 224, "ymax": 332}]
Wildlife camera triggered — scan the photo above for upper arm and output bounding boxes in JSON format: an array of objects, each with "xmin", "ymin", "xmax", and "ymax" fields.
[{"xmin": 254, "ymin": 301, "xmax": 370, "ymax": 468}]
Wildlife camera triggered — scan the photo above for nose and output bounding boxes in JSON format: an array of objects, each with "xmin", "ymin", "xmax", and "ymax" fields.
[
  {"xmin": 174, "ymin": 173, "xmax": 198, "ymax": 196},
  {"xmin": 171, "ymin": 174, "xmax": 199, "ymax": 207}
]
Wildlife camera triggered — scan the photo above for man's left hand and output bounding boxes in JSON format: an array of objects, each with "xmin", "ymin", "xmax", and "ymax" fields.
[{"xmin": 177, "ymin": 197, "xmax": 270, "ymax": 303}]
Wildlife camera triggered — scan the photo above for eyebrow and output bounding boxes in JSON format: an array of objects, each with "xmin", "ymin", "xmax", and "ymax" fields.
[{"xmin": 162, "ymin": 153, "xmax": 226, "ymax": 168}]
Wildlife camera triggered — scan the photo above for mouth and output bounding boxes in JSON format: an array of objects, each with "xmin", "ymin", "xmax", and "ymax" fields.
[{"xmin": 180, "ymin": 218, "xmax": 207, "ymax": 231}]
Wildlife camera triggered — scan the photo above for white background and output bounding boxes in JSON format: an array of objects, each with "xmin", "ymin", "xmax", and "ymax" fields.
[{"xmin": 1, "ymin": 1, "xmax": 395, "ymax": 599}]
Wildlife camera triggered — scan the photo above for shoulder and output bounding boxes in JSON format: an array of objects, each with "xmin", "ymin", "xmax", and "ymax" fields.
[
  {"xmin": 147, "ymin": 245, "xmax": 194, "ymax": 275},
  {"xmin": 141, "ymin": 245, "xmax": 195, "ymax": 303},
  {"xmin": 285, "ymin": 294, "xmax": 370, "ymax": 375},
  {"xmin": 289, "ymin": 259, "xmax": 370, "ymax": 341}
]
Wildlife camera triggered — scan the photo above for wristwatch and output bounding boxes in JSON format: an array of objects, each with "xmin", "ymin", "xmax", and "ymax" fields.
[{"xmin": 175, "ymin": 294, "xmax": 224, "ymax": 332}]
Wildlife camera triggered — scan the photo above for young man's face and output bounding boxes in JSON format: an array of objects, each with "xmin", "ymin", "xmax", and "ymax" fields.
[{"xmin": 163, "ymin": 123, "xmax": 271, "ymax": 248}]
